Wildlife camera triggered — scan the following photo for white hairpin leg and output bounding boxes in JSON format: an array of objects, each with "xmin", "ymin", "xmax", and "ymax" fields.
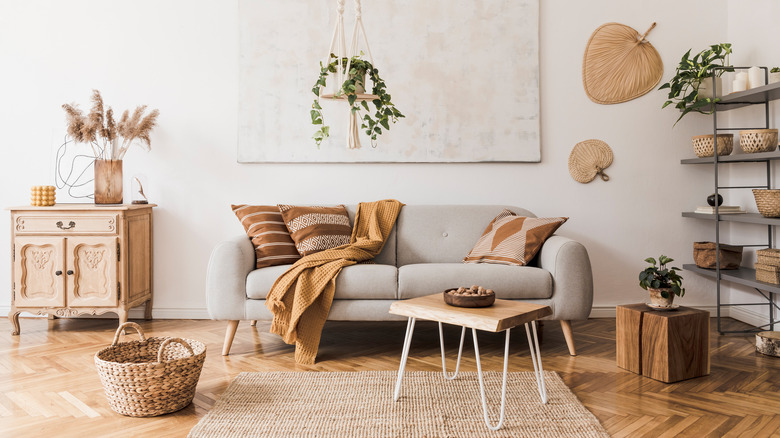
[
  {"xmin": 439, "ymin": 322, "xmax": 466, "ymax": 380},
  {"xmin": 525, "ymin": 321, "xmax": 548, "ymax": 403},
  {"xmin": 393, "ymin": 317, "xmax": 416, "ymax": 401},
  {"xmin": 472, "ymin": 328, "xmax": 510, "ymax": 431}
]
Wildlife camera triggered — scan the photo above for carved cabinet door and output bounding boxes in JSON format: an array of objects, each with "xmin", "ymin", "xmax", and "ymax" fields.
[
  {"xmin": 66, "ymin": 236, "xmax": 118, "ymax": 308},
  {"xmin": 13, "ymin": 237, "xmax": 66, "ymax": 308}
]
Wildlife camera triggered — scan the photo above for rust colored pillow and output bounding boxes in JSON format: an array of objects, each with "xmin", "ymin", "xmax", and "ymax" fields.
[
  {"xmin": 232, "ymin": 205, "xmax": 301, "ymax": 269},
  {"xmin": 464, "ymin": 209, "xmax": 568, "ymax": 266},
  {"xmin": 278, "ymin": 204, "xmax": 353, "ymax": 256}
]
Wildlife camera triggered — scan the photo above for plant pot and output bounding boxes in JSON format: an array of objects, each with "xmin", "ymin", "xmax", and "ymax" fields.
[
  {"xmin": 351, "ymin": 72, "xmax": 366, "ymax": 94},
  {"xmin": 697, "ymin": 76, "xmax": 722, "ymax": 99},
  {"xmin": 770, "ymin": 72, "xmax": 780, "ymax": 85},
  {"xmin": 648, "ymin": 287, "xmax": 675, "ymax": 307},
  {"xmin": 94, "ymin": 159, "xmax": 123, "ymax": 204}
]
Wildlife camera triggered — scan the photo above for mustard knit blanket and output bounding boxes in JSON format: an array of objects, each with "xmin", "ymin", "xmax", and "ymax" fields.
[{"xmin": 266, "ymin": 199, "xmax": 404, "ymax": 364}]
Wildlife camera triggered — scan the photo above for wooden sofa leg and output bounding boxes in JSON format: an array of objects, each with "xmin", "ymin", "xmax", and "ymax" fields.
[
  {"xmin": 223, "ymin": 320, "xmax": 240, "ymax": 356},
  {"xmin": 250, "ymin": 320, "xmax": 257, "ymax": 327},
  {"xmin": 560, "ymin": 320, "xmax": 577, "ymax": 356}
]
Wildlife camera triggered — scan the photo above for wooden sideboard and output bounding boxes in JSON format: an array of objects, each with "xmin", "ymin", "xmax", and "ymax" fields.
[{"xmin": 8, "ymin": 204, "xmax": 155, "ymax": 335}]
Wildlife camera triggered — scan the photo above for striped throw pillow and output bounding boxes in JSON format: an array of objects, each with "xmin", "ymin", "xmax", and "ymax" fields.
[
  {"xmin": 232, "ymin": 205, "xmax": 301, "ymax": 269},
  {"xmin": 278, "ymin": 204, "xmax": 353, "ymax": 256},
  {"xmin": 464, "ymin": 209, "xmax": 567, "ymax": 266}
]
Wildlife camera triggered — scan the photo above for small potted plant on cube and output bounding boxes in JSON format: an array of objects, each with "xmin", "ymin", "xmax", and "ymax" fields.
[
  {"xmin": 639, "ymin": 255, "xmax": 685, "ymax": 308},
  {"xmin": 770, "ymin": 67, "xmax": 780, "ymax": 85}
]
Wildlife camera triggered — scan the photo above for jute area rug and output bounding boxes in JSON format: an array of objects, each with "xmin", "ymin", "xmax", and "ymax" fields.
[{"xmin": 189, "ymin": 371, "xmax": 609, "ymax": 438}]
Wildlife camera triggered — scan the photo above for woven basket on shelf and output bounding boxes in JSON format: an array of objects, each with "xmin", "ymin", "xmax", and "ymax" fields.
[
  {"xmin": 692, "ymin": 134, "xmax": 733, "ymax": 158},
  {"xmin": 755, "ymin": 263, "xmax": 780, "ymax": 284},
  {"xmin": 693, "ymin": 241, "xmax": 742, "ymax": 269},
  {"xmin": 756, "ymin": 248, "xmax": 780, "ymax": 266},
  {"xmin": 739, "ymin": 129, "xmax": 778, "ymax": 153},
  {"xmin": 752, "ymin": 189, "xmax": 780, "ymax": 218},
  {"xmin": 94, "ymin": 322, "xmax": 206, "ymax": 417}
]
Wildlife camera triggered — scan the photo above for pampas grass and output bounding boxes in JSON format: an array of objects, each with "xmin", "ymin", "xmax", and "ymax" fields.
[{"xmin": 62, "ymin": 90, "xmax": 159, "ymax": 160}]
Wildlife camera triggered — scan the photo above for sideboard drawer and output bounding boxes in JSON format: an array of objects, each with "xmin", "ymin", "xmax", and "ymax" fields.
[{"xmin": 14, "ymin": 214, "xmax": 119, "ymax": 234}]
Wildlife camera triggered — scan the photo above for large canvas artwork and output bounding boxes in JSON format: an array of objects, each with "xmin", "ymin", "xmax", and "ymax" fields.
[{"xmin": 238, "ymin": 0, "xmax": 540, "ymax": 163}]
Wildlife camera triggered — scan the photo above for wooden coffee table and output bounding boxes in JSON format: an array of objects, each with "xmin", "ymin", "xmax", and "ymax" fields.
[{"xmin": 389, "ymin": 293, "xmax": 552, "ymax": 431}]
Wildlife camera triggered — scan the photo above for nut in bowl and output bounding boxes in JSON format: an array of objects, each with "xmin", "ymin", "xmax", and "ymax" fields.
[{"xmin": 443, "ymin": 285, "xmax": 496, "ymax": 308}]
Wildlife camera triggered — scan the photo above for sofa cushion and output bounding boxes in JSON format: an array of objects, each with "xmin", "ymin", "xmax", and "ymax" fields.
[
  {"xmin": 396, "ymin": 205, "xmax": 537, "ymax": 265},
  {"xmin": 464, "ymin": 210, "xmax": 567, "ymax": 266},
  {"xmin": 231, "ymin": 204, "xmax": 301, "ymax": 268},
  {"xmin": 246, "ymin": 264, "xmax": 398, "ymax": 300},
  {"xmin": 278, "ymin": 204, "xmax": 352, "ymax": 256},
  {"xmin": 398, "ymin": 263, "xmax": 552, "ymax": 299}
]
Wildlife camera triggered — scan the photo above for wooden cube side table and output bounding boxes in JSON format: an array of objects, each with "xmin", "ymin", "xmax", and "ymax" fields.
[{"xmin": 616, "ymin": 303, "xmax": 710, "ymax": 383}]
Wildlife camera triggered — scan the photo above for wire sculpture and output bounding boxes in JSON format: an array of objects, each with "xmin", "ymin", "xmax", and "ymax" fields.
[{"xmin": 54, "ymin": 136, "xmax": 95, "ymax": 199}]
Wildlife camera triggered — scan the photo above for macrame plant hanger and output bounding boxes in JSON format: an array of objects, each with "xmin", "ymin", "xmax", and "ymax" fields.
[{"xmin": 319, "ymin": 0, "xmax": 378, "ymax": 149}]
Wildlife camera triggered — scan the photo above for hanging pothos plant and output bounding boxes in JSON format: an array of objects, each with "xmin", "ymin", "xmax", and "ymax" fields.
[{"xmin": 311, "ymin": 54, "xmax": 404, "ymax": 147}]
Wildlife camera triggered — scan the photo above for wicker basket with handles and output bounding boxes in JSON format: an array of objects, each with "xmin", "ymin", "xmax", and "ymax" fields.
[
  {"xmin": 94, "ymin": 322, "xmax": 206, "ymax": 417},
  {"xmin": 752, "ymin": 189, "xmax": 780, "ymax": 218},
  {"xmin": 692, "ymin": 134, "xmax": 733, "ymax": 158},
  {"xmin": 740, "ymin": 129, "xmax": 778, "ymax": 154}
]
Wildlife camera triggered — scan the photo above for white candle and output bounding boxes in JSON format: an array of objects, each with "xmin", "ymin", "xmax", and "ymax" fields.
[
  {"xmin": 736, "ymin": 72, "xmax": 748, "ymax": 82},
  {"xmin": 733, "ymin": 78, "xmax": 747, "ymax": 93},
  {"xmin": 748, "ymin": 66, "xmax": 764, "ymax": 89}
]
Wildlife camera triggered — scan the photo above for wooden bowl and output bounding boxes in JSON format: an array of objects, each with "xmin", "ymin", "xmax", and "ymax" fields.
[{"xmin": 443, "ymin": 288, "xmax": 495, "ymax": 308}]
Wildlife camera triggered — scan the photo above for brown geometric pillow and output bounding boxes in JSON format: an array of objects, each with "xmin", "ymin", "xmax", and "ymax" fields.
[
  {"xmin": 464, "ymin": 209, "xmax": 567, "ymax": 266},
  {"xmin": 232, "ymin": 205, "xmax": 301, "ymax": 269},
  {"xmin": 278, "ymin": 204, "xmax": 352, "ymax": 256}
]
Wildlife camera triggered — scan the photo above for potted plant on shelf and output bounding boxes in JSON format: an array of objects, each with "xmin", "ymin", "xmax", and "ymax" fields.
[
  {"xmin": 659, "ymin": 43, "xmax": 733, "ymax": 126},
  {"xmin": 311, "ymin": 54, "xmax": 404, "ymax": 147},
  {"xmin": 639, "ymin": 255, "xmax": 685, "ymax": 308},
  {"xmin": 770, "ymin": 67, "xmax": 780, "ymax": 85}
]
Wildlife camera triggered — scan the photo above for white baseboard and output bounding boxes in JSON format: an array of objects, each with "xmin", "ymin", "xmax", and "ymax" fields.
[
  {"xmin": 0, "ymin": 306, "xmax": 210, "ymax": 320},
  {"xmin": 729, "ymin": 305, "xmax": 774, "ymax": 329}
]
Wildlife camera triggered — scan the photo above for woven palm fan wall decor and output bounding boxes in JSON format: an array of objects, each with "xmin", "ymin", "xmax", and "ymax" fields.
[
  {"xmin": 569, "ymin": 139, "xmax": 613, "ymax": 184},
  {"xmin": 583, "ymin": 22, "xmax": 663, "ymax": 104}
]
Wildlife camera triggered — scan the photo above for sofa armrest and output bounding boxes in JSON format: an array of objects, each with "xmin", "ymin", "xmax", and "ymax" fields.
[
  {"xmin": 538, "ymin": 235, "xmax": 593, "ymax": 321},
  {"xmin": 206, "ymin": 235, "xmax": 255, "ymax": 320}
]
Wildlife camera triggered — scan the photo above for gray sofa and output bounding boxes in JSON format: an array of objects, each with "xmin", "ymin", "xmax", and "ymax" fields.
[{"xmin": 207, "ymin": 205, "xmax": 593, "ymax": 357}]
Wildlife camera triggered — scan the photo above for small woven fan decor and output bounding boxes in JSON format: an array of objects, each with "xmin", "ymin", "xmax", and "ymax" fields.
[
  {"xmin": 569, "ymin": 139, "xmax": 613, "ymax": 183},
  {"xmin": 583, "ymin": 22, "xmax": 663, "ymax": 104}
]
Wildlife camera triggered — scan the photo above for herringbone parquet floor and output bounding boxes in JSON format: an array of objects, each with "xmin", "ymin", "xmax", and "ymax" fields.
[{"xmin": 0, "ymin": 316, "xmax": 778, "ymax": 437}]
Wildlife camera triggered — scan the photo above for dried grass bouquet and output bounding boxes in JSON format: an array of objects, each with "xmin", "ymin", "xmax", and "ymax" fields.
[{"xmin": 62, "ymin": 90, "xmax": 159, "ymax": 160}]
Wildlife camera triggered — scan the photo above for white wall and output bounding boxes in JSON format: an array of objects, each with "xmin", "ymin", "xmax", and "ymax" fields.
[{"xmin": 0, "ymin": 0, "xmax": 732, "ymax": 319}]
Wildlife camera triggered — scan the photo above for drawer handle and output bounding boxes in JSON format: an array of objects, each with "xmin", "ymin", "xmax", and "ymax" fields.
[
  {"xmin": 56, "ymin": 221, "xmax": 76, "ymax": 230},
  {"xmin": 66, "ymin": 270, "xmax": 74, "ymax": 275},
  {"xmin": 55, "ymin": 270, "xmax": 63, "ymax": 276}
]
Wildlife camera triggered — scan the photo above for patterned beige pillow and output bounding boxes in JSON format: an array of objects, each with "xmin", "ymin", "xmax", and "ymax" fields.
[
  {"xmin": 278, "ymin": 204, "xmax": 353, "ymax": 256},
  {"xmin": 232, "ymin": 205, "xmax": 301, "ymax": 269},
  {"xmin": 464, "ymin": 209, "xmax": 567, "ymax": 266}
]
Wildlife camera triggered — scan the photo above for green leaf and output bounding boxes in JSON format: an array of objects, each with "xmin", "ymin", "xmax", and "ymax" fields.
[
  {"xmin": 312, "ymin": 100, "xmax": 322, "ymax": 110},
  {"xmin": 361, "ymin": 101, "xmax": 370, "ymax": 111},
  {"xmin": 380, "ymin": 119, "xmax": 390, "ymax": 130},
  {"xmin": 348, "ymin": 94, "xmax": 357, "ymax": 106},
  {"xmin": 645, "ymin": 257, "xmax": 657, "ymax": 265}
]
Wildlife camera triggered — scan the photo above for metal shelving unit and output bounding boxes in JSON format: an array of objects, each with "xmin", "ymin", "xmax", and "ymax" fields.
[{"xmin": 680, "ymin": 67, "xmax": 779, "ymax": 334}]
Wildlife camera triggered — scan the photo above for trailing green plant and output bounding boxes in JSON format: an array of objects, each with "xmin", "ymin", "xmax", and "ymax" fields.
[
  {"xmin": 638, "ymin": 255, "xmax": 685, "ymax": 298},
  {"xmin": 311, "ymin": 54, "xmax": 404, "ymax": 147},
  {"xmin": 659, "ymin": 43, "xmax": 733, "ymax": 126},
  {"xmin": 771, "ymin": 67, "xmax": 780, "ymax": 73}
]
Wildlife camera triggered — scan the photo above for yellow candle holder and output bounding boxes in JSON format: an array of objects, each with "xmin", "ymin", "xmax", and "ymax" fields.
[{"xmin": 30, "ymin": 185, "xmax": 56, "ymax": 206}]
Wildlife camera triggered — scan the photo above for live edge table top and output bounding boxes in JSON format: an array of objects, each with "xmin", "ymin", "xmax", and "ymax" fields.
[{"xmin": 389, "ymin": 294, "xmax": 552, "ymax": 332}]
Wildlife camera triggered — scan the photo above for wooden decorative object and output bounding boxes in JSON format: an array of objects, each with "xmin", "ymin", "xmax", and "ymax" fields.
[
  {"xmin": 582, "ymin": 22, "xmax": 663, "ymax": 104},
  {"xmin": 692, "ymin": 134, "xmax": 734, "ymax": 158},
  {"xmin": 8, "ymin": 203, "xmax": 155, "ymax": 335},
  {"xmin": 94, "ymin": 159, "xmax": 123, "ymax": 204},
  {"xmin": 616, "ymin": 304, "xmax": 710, "ymax": 383},
  {"xmin": 95, "ymin": 322, "xmax": 206, "ymax": 417},
  {"xmin": 756, "ymin": 331, "xmax": 780, "ymax": 357},
  {"xmin": 739, "ymin": 129, "xmax": 778, "ymax": 153},
  {"xmin": 443, "ymin": 288, "xmax": 495, "ymax": 308},
  {"xmin": 568, "ymin": 139, "xmax": 613, "ymax": 183}
]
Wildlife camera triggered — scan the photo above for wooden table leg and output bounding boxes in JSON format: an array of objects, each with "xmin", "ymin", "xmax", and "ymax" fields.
[{"xmin": 9, "ymin": 310, "xmax": 21, "ymax": 335}]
